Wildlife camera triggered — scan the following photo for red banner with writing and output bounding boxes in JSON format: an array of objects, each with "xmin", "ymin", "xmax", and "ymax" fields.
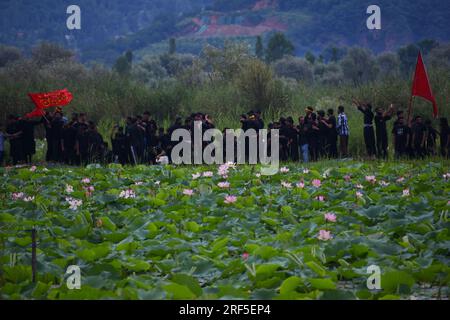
[{"xmin": 25, "ymin": 89, "xmax": 73, "ymax": 118}]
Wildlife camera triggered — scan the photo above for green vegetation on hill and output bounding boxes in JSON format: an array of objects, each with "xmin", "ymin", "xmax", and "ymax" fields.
[{"xmin": 0, "ymin": 1, "xmax": 449, "ymax": 64}]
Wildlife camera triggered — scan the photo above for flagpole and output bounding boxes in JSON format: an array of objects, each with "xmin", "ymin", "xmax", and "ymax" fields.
[{"xmin": 407, "ymin": 95, "xmax": 414, "ymax": 126}]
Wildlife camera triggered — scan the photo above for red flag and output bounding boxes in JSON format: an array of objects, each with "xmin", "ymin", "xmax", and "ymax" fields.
[
  {"xmin": 25, "ymin": 89, "xmax": 73, "ymax": 118},
  {"xmin": 411, "ymin": 52, "xmax": 438, "ymax": 118},
  {"xmin": 25, "ymin": 108, "xmax": 45, "ymax": 119}
]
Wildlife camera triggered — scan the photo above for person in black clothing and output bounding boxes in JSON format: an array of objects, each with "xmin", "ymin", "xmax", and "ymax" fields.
[
  {"xmin": 411, "ymin": 116, "xmax": 427, "ymax": 158},
  {"xmin": 317, "ymin": 110, "xmax": 331, "ymax": 159},
  {"xmin": 76, "ymin": 122, "xmax": 90, "ymax": 165},
  {"xmin": 255, "ymin": 110, "xmax": 264, "ymax": 130},
  {"xmin": 87, "ymin": 122, "xmax": 104, "ymax": 163},
  {"xmin": 327, "ymin": 109, "xmax": 338, "ymax": 158},
  {"xmin": 439, "ymin": 118, "xmax": 450, "ymax": 158},
  {"xmin": 297, "ymin": 116, "xmax": 310, "ymax": 163},
  {"xmin": 6, "ymin": 115, "xmax": 23, "ymax": 165},
  {"xmin": 374, "ymin": 104, "xmax": 394, "ymax": 159},
  {"xmin": 62, "ymin": 114, "xmax": 78, "ymax": 165},
  {"xmin": 73, "ymin": 113, "xmax": 89, "ymax": 165},
  {"xmin": 50, "ymin": 112, "xmax": 65, "ymax": 162},
  {"xmin": 19, "ymin": 118, "xmax": 40, "ymax": 163},
  {"xmin": 142, "ymin": 111, "xmax": 158, "ymax": 163},
  {"xmin": 392, "ymin": 117, "xmax": 410, "ymax": 159},
  {"xmin": 354, "ymin": 99, "xmax": 376, "ymax": 158},
  {"xmin": 278, "ymin": 117, "xmax": 289, "ymax": 161},
  {"xmin": 42, "ymin": 112, "xmax": 54, "ymax": 162},
  {"xmin": 125, "ymin": 117, "xmax": 145, "ymax": 164},
  {"xmin": 424, "ymin": 119, "xmax": 437, "ymax": 156},
  {"xmin": 285, "ymin": 117, "xmax": 299, "ymax": 161},
  {"xmin": 112, "ymin": 126, "xmax": 128, "ymax": 165},
  {"xmin": 307, "ymin": 113, "xmax": 320, "ymax": 162}
]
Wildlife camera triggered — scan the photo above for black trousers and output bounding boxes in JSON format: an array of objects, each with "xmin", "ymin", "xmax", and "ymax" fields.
[
  {"xmin": 363, "ymin": 126, "xmax": 376, "ymax": 157},
  {"xmin": 376, "ymin": 132, "xmax": 388, "ymax": 159}
]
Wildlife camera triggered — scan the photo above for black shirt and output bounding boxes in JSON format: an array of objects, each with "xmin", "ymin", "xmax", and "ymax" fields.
[
  {"xmin": 375, "ymin": 114, "xmax": 391, "ymax": 136},
  {"xmin": 358, "ymin": 106, "xmax": 374, "ymax": 125}
]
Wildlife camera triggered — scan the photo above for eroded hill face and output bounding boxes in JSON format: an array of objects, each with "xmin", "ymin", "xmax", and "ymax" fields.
[{"xmin": 0, "ymin": 0, "xmax": 449, "ymax": 64}]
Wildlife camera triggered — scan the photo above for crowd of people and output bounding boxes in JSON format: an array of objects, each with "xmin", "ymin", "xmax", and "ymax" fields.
[{"xmin": 0, "ymin": 103, "xmax": 449, "ymax": 166}]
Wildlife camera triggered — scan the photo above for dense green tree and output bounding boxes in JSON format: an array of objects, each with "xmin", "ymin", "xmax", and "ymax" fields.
[
  {"xmin": 255, "ymin": 36, "xmax": 264, "ymax": 60},
  {"xmin": 0, "ymin": 45, "xmax": 21, "ymax": 67},
  {"xmin": 237, "ymin": 58, "xmax": 275, "ymax": 111},
  {"xmin": 114, "ymin": 51, "xmax": 133, "ymax": 76},
  {"xmin": 340, "ymin": 47, "xmax": 378, "ymax": 85},
  {"xmin": 377, "ymin": 52, "xmax": 401, "ymax": 79},
  {"xmin": 273, "ymin": 56, "xmax": 313, "ymax": 83},
  {"xmin": 265, "ymin": 33, "xmax": 295, "ymax": 63},
  {"xmin": 31, "ymin": 42, "xmax": 73, "ymax": 67},
  {"xmin": 417, "ymin": 39, "xmax": 439, "ymax": 55},
  {"xmin": 305, "ymin": 51, "xmax": 316, "ymax": 64},
  {"xmin": 398, "ymin": 44, "xmax": 420, "ymax": 75}
]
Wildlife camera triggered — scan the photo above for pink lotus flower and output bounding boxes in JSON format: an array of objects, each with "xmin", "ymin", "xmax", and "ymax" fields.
[
  {"xmin": 81, "ymin": 178, "xmax": 91, "ymax": 184},
  {"xmin": 224, "ymin": 195, "xmax": 237, "ymax": 204},
  {"xmin": 443, "ymin": 173, "xmax": 450, "ymax": 180},
  {"xmin": 318, "ymin": 230, "xmax": 332, "ymax": 241},
  {"xmin": 365, "ymin": 175, "xmax": 376, "ymax": 183},
  {"xmin": 356, "ymin": 191, "xmax": 363, "ymax": 198},
  {"xmin": 343, "ymin": 175, "xmax": 351, "ymax": 182},
  {"xmin": 29, "ymin": 166, "xmax": 37, "ymax": 172},
  {"xmin": 280, "ymin": 167, "xmax": 290, "ymax": 173},
  {"xmin": 324, "ymin": 213, "xmax": 337, "ymax": 222},
  {"xmin": 218, "ymin": 181, "xmax": 230, "ymax": 189},
  {"xmin": 66, "ymin": 197, "xmax": 82, "ymax": 211},
  {"xmin": 312, "ymin": 179, "xmax": 321, "ymax": 188},
  {"xmin": 183, "ymin": 189, "xmax": 194, "ymax": 196},
  {"xmin": 192, "ymin": 173, "xmax": 201, "ymax": 180},
  {"xmin": 65, "ymin": 184, "xmax": 74, "ymax": 194},
  {"xmin": 202, "ymin": 171, "xmax": 213, "ymax": 177},
  {"xmin": 315, "ymin": 195, "xmax": 325, "ymax": 202},
  {"xmin": 218, "ymin": 163, "xmax": 235, "ymax": 177},
  {"xmin": 396, "ymin": 177, "xmax": 405, "ymax": 183},
  {"xmin": 242, "ymin": 252, "xmax": 249, "ymax": 260},
  {"xmin": 119, "ymin": 189, "xmax": 136, "ymax": 199},
  {"xmin": 281, "ymin": 181, "xmax": 292, "ymax": 188},
  {"xmin": 402, "ymin": 189, "xmax": 410, "ymax": 197},
  {"xmin": 11, "ymin": 192, "xmax": 24, "ymax": 200},
  {"xmin": 84, "ymin": 185, "xmax": 95, "ymax": 197},
  {"xmin": 23, "ymin": 196, "xmax": 35, "ymax": 202},
  {"xmin": 296, "ymin": 181, "xmax": 305, "ymax": 189}
]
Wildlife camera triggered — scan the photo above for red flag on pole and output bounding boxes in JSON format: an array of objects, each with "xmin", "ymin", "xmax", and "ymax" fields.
[
  {"xmin": 25, "ymin": 89, "xmax": 73, "ymax": 118},
  {"xmin": 410, "ymin": 52, "xmax": 438, "ymax": 118}
]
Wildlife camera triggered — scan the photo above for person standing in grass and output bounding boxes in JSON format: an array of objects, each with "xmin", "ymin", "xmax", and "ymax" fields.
[
  {"xmin": 374, "ymin": 104, "xmax": 394, "ymax": 159},
  {"xmin": 297, "ymin": 116, "xmax": 310, "ymax": 163},
  {"xmin": 392, "ymin": 117, "xmax": 410, "ymax": 159},
  {"xmin": 327, "ymin": 109, "xmax": 338, "ymax": 159},
  {"xmin": 411, "ymin": 116, "xmax": 427, "ymax": 159},
  {"xmin": 354, "ymin": 99, "xmax": 376, "ymax": 159},
  {"xmin": 337, "ymin": 106, "xmax": 349, "ymax": 158},
  {"xmin": 424, "ymin": 119, "xmax": 438, "ymax": 156},
  {"xmin": 6, "ymin": 115, "xmax": 23, "ymax": 165}
]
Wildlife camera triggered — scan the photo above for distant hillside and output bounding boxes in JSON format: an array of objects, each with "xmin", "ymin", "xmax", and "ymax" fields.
[{"xmin": 0, "ymin": 0, "xmax": 449, "ymax": 64}]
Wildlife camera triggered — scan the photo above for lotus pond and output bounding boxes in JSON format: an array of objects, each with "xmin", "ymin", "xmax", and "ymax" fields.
[{"xmin": 0, "ymin": 161, "xmax": 449, "ymax": 300}]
